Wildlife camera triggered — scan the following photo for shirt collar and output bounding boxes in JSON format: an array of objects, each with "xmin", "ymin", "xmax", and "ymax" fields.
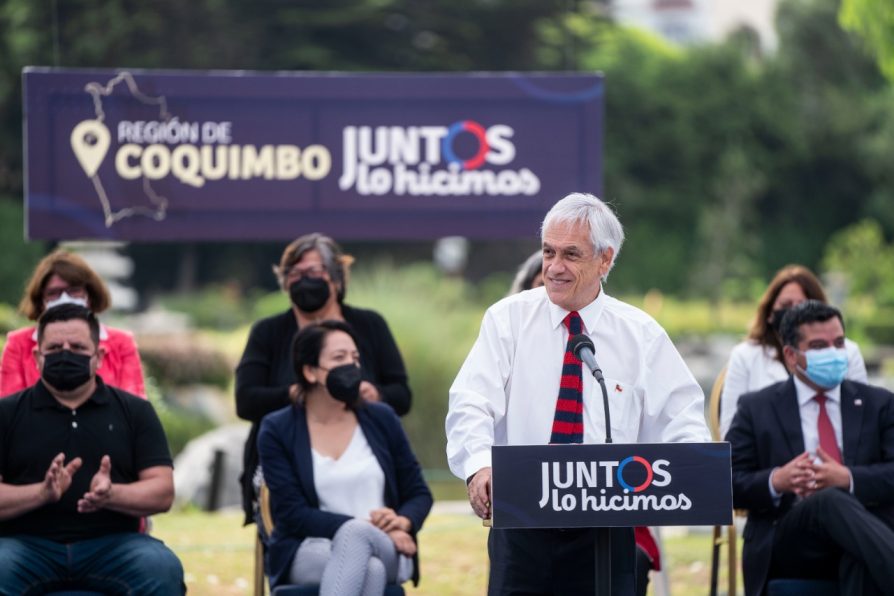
[
  {"xmin": 793, "ymin": 373, "xmax": 841, "ymax": 407},
  {"xmin": 31, "ymin": 376, "xmax": 110, "ymax": 410},
  {"xmin": 547, "ymin": 285, "xmax": 607, "ymax": 334}
]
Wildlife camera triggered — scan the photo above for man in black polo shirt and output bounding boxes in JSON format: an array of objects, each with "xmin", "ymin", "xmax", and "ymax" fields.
[{"xmin": 0, "ymin": 304, "xmax": 184, "ymax": 594}]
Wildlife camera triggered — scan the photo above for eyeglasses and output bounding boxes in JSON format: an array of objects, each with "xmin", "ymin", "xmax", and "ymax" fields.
[
  {"xmin": 43, "ymin": 285, "xmax": 88, "ymax": 302},
  {"xmin": 285, "ymin": 265, "xmax": 327, "ymax": 281}
]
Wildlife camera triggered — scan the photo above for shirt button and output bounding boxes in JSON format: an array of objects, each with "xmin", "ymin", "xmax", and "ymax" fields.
[{"xmin": 72, "ymin": 421, "xmax": 78, "ymax": 429}]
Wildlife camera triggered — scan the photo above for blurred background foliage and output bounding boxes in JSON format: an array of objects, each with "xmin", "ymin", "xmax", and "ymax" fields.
[
  {"xmin": 1, "ymin": 0, "xmax": 894, "ymax": 468},
  {"xmin": 1, "ymin": 0, "xmax": 893, "ymax": 298}
]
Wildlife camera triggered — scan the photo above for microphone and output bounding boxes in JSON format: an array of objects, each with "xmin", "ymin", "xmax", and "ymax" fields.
[
  {"xmin": 570, "ymin": 334, "xmax": 603, "ymax": 382},
  {"xmin": 569, "ymin": 334, "xmax": 612, "ymax": 443}
]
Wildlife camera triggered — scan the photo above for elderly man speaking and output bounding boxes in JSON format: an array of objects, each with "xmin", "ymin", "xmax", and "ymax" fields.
[{"xmin": 446, "ymin": 192, "xmax": 710, "ymax": 595}]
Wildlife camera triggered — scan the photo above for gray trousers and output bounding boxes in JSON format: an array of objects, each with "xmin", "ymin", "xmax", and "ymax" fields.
[{"xmin": 289, "ymin": 519, "xmax": 410, "ymax": 596}]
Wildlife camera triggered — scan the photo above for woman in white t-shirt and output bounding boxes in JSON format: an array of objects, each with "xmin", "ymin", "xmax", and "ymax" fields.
[
  {"xmin": 258, "ymin": 321, "xmax": 432, "ymax": 594},
  {"xmin": 720, "ymin": 264, "xmax": 867, "ymax": 438}
]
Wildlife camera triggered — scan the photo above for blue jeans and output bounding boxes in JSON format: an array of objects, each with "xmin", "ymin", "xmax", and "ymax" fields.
[{"xmin": 0, "ymin": 533, "xmax": 185, "ymax": 595}]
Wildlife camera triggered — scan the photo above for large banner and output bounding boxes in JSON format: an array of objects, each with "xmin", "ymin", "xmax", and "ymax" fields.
[{"xmin": 23, "ymin": 68, "xmax": 603, "ymax": 241}]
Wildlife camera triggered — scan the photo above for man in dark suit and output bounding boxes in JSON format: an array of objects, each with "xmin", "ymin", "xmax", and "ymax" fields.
[{"xmin": 727, "ymin": 300, "xmax": 894, "ymax": 596}]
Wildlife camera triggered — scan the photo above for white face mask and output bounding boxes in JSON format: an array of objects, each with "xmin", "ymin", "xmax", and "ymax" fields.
[{"xmin": 45, "ymin": 292, "xmax": 89, "ymax": 310}]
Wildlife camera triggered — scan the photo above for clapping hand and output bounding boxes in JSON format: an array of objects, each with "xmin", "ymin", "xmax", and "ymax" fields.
[
  {"xmin": 77, "ymin": 455, "xmax": 113, "ymax": 513},
  {"xmin": 41, "ymin": 452, "xmax": 82, "ymax": 503}
]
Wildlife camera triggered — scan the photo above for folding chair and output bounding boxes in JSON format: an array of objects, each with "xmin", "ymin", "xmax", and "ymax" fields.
[{"xmin": 256, "ymin": 482, "xmax": 405, "ymax": 596}]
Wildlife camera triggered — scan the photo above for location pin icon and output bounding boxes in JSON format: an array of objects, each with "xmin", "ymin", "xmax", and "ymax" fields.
[{"xmin": 70, "ymin": 120, "xmax": 111, "ymax": 177}]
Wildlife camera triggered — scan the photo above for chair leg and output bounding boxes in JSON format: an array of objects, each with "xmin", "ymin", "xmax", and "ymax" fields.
[
  {"xmin": 254, "ymin": 533, "xmax": 266, "ymax": 596},
  {"xmin": 727, "ymin": 525, "xmax": 737, "ymax": 596},
  {"xmin": 710, "ymin": 525, "xmax": 721, "ymax": 596}
]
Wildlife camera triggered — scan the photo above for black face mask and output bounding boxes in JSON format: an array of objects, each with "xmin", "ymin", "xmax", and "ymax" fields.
[
  {"xmin": 42, "ymin": 350, "xmax": 93, "ymax": 392},
  {"xmin": 289, "ymin": 278, "xmax": 330, "ymax": 313},
  {"xmin": 324, "ymin": 364, "xmax": 362, "ymax": 406},
  {"xmin": 769, "ymin": 308, "xmax": 789, "ymax": 332}
]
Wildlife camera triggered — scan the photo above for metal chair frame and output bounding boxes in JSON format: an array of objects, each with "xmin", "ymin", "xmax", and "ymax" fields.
[
  {"xmin": 707, "ymin": 365, "xmax": 738, "ymax": 596},
  {"xmin": 254, "ymin": 484, "xmax": 273, "ymax": 596}
]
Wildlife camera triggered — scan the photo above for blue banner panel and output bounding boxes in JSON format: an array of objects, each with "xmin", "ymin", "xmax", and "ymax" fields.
[
  {"xmin": 23, "ymin": 68, "xmax": 603, "ymax": 241},
  {"xmin": 492, "ymin": 442, "xmax": 732, "ymax": 529}
]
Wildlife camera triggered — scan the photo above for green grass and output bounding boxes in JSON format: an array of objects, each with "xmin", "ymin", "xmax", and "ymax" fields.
[
  {"xmin": 426, "ymin": 475, "xmax": 470, "ymax": 501},
  {"xmin": 153, "ymin": 509, "xmax": 742, "ymax": 596}
]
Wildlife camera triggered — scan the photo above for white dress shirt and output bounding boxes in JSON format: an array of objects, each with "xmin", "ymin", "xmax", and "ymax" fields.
[
  {"xmin": 719, "ymin": 338, "xmax": 867, "ymax": 438},
  {"xmin": 767, "ymin": 375, "xmax": 853, "ymax": 500},
  {"xmin": 792, "ymin": 375, "xmax": 844, "ymax": 460},
  {"xmin": 445, "ymin": 286, "xmax": 711, "ymax": 481}
]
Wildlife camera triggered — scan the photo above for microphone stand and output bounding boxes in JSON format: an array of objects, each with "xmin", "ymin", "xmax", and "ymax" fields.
[
  {"xmin": 592, "ymin": 366, "xmax": 612, "ymax": 596},
  {"xmin": 572, "ymin": 335, "xmax": 616, "ymax": 596}
]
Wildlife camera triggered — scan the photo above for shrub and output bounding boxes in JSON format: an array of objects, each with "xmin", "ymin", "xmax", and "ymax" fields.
[
  {"xmin": 146, "ymin": 376, "xmax": 216, "ymax": 457},
  {"xmin": 0, "ymin": 303, "xmax": 26, "ymax": 335},
  {"xmin": 139, "ymin": 334, "xmax": 232, "ymax": 390},
  {"xmin": 349, "ymin": 262, "xmax": 487, "ymax": 470},
  {"xmin": 863, "ymin": 310, "xmax": 894, "ymax": 345},
  {"xmin": 156, "ymin": 284, "xmax": 268, "ymax": 330},
  {"xmin": 822, "ymin": 220, "xmax": 894, "ymax": 307},
  {"xmin": 251, "ymin": 290, "xmax": 289, "ymax": 321}
]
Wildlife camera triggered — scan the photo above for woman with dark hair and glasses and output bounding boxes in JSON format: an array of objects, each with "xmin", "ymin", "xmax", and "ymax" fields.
[
  {"xmin": 1, "ymin": 250, "xmax": 145, "ymax": 398},
  {"xmin": 258, "ymin": 321, "xmax": 431, "ymax": 593},
  {"xmin": 236, "ymin": 233, "xmax": 412, "ymax": 524},
  {"xmin": 719, "ymin": 264, "xmax": 867, "ymax": 437}
]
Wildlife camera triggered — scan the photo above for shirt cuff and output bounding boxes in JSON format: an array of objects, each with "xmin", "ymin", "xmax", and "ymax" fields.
[
  {"xmin": 768, "ymin": 467, "xmax": 782, "ymax": 506},
  {"xmin": 847, "ymin": 468, "xmax": 854, "ymax": 494},
  {"xmin": 463, "ymin": 450, "xmax": 493, "ymax": 483}
]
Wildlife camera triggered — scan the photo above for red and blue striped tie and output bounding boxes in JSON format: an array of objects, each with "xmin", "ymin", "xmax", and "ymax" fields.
[{"xmin": 550, "ymin": 311, "xmax": 584, "ymax": 444}]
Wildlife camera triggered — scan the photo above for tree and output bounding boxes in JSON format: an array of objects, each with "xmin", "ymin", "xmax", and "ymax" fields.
[
  {"xmin": 0, "ymin": 199, "xmax": 44, "ymax": 305},
  {"xmin": 840, "ymin": 0, "xmax": 894, "ymax": 80},
  {"xmin": 0, "ymin": 0, "xmax": 572, "ymax": 198},
  {"xmin": 822, "ymin": 219, "xmax": 894, "ymax": 306}
]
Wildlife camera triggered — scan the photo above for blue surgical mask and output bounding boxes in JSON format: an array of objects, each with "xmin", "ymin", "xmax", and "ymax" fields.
[{"xmin": 798, "ymin": 347, "xmax": 848, "ymax": 389}]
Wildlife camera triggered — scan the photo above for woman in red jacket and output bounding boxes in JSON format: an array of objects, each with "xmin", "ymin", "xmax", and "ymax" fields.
[{"xmin": 0, "ymin": 250, "xmax": 146, "ymax": 398}]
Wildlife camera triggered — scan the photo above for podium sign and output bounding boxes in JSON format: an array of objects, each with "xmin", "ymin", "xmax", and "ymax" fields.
[{"xmin": 491, "ymin": 442, "xmax": 732, "ymax": 529}]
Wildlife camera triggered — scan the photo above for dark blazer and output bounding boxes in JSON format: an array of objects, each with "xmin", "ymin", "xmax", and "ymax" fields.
[
  {"xmin": 258, "ymin": 401, "xmax": 433, "ymax": 589},
  {"xmin": 726, "ymin": 378, "xmax": 894, "ymax": 596},
  {"xmin": 236, "ymin": 306, "xmax": 412, "ymax": 523}
]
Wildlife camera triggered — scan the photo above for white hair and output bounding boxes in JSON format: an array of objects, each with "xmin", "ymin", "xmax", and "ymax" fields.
[{"xmin": 540, "ymin": 192, "xmax": 625, "ymax": 279}]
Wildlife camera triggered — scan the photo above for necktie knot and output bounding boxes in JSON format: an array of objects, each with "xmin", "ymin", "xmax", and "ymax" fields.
[
  {"xmin": 814, "ymin": 393, "xmax": 827, "ymax": 406},
  {"xmin": 563, "ymin": 311, "xmax": 582, "ymax": 335}
]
